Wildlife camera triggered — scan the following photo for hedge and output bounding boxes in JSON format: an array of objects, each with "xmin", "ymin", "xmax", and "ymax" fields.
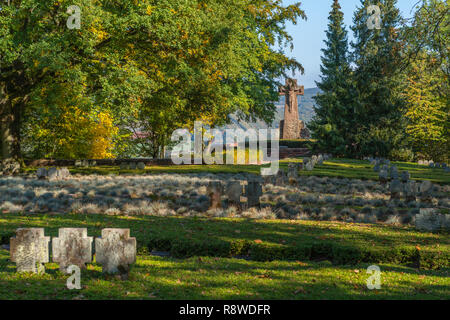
[{"xmin": 2, "ymin": 231, "xmax": 447, "ymax": 270}]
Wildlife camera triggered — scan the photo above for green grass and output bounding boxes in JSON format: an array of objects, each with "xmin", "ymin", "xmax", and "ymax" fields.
[
  {"xmin": 1, "ymin": 213, "xmax": 448, "ymax": 269},
  {"xmin": 23, "ymin": 158, "xmax": 450, "ymax": 184},
  {"xmin": 0, "ymin": 251, "xmax": 448, "ymax": 300}
]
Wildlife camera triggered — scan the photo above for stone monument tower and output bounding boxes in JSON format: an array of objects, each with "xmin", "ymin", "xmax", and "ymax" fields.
[{"xmin": 279, "ymin": 78, "xmax": 304, "ymax": 140}]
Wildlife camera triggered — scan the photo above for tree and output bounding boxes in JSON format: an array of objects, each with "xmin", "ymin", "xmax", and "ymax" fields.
[
  {"xmin": 309, "ymin": 0, "xmax": 356, "ymax": 156},
  {"xmin": 0, "ymin": 0, "xmax": 306, "ymax": 160},
  {"xmin": 402, "ymin": 0, "xmax": 449, "ymax": 162},
  {"xmin": 350, "ymin": 0, "xmax": 408, "ymax": 158}
]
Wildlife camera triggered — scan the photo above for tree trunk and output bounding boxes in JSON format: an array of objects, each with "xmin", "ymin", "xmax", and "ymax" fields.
[{"xmin": 0, "ymin": 90, "xmax": 22, "ymax": 161}]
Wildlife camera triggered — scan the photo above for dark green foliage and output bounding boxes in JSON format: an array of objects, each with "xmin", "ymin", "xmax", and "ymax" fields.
[
  {"xmin": 309, "ymin": 0, "xmax": 357, "ymax": 156},
  {"xmin": 350, "ymin": 0, "xmax": 408, "ymax": 158}
]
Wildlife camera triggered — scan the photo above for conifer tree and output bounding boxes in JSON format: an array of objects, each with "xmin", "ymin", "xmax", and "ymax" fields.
[
  {"xmin": 350, "ymin": 0, "xmax": 408, "ymax": 158},
  {"xmin": 310, "ymin": 0, "xmax": 356, "ymax": 156}
]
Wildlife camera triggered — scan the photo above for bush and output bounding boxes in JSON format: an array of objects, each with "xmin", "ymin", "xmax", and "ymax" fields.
[{"xmin": 389, "ymin": 148, "xmax": 415, "ymax": 162}]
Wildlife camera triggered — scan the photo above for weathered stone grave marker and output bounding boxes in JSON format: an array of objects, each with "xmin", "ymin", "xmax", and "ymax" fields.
[
  {"xmin": 245, "ymin": 180, "xmax": 262, "ymax": 208},
  {"xmin": 287, "ymin": 163, "xmax": 300, "ymax": 184},
  {"xmin": 95, "ymin": 229, "xmax": 136, "ymax": 278},
  {"xmin": 10, "ymin": 228, "xmax": 50, "ymax": 273},
  {"xmin": 52, "ymin": 228, "xmax": 93, "ymax": 274},
  {"xmin": 207, "ymin": 181, "xmax": 223, "ymax": 209}
]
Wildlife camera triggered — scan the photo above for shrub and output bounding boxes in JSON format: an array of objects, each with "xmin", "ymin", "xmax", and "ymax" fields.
[{"xmin": 389, "ymin": 148, "xmax": 415, "ymax": 162}]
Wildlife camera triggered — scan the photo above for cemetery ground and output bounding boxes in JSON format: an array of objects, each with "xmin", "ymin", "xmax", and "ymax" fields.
[
  {"xmin": 24, "ymin": 158, "xmax": 449, "ymax": 183},
  {"xmin": 0, "ymin": 158, "xmax": 449, "ymax": 299},
  {"xmin": 0, "ymin": 214, "xmax": 449, "ymax": 299}
]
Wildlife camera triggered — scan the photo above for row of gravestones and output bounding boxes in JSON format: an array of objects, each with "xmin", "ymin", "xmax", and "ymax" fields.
[
  {"xmin": 418, "ymin": 160, "xmax": 449, "ymax": 170},
  {"xmin": 120, "ymin": 162, "xmax": 146, "ymax": 170},
  {"xmin": 416, "ymin": 209, "xmax": 450, "ymax": 232},
  {"xmin": 389, "ymin": 179, "xmax": 434, "ymax": 202},
  {"xmin": 74, "ymin": 160, "xmax": 97, "ymax": 167},
  {"xmin": 36, "ymin": 167, "xmax": 71, "ymax": 181},
  {"xmin": 375, "ymin": 164, "xmax": 435, "ymax": 202},
  {"xmin": 208, "ymin": 180, "xmax": 262, "ymax": 210},
  {"xmin": 377, "ymin": 165, "xmax": 407, "ymax": 183},
  {"xmin": 9, "ymin": 228, "xmax": 136, "ymax": 276}
]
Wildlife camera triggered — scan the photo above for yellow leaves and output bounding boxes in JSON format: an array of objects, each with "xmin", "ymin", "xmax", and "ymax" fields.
[{"xmin": 146, "ymin": 5, "xmax": 154, "ymax": 15}]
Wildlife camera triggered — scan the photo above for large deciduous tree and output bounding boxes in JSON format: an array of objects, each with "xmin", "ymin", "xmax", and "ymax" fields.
[
  {"xmin": 402, "ymin": 0, "xmax": 449, "ymax": 162},
  {"xmin": 0, "ymin": 0, "xmax": 306, "ymax": 160}
]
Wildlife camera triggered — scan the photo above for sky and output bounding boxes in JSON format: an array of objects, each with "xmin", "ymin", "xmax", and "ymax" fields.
[{"xmin": 281, "ymin": 0, "xmax": 418, "ymax": 89}]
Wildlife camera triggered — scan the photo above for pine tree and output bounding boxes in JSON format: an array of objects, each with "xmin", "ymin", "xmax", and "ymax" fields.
[
  {"xmin": 350, "ymin": 0, "xmax": 408, "ymax": 158},
  {"xmin": 310, "ymin": 0, "xmax": 356, "ymax": 156}
]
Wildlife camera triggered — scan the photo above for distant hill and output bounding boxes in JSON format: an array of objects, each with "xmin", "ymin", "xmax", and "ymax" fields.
[{"xmin": 223, "ymin": 87, "xmax": 320, "ymax": 131}]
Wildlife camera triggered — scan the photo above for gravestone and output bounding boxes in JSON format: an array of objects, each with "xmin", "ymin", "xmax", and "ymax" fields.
[
  {"xmin": 207, "ymin": 181, "xmax": 223, "ymax": 209},
  {"xmin": 129, "ymin": 162, "xmax": 137, "ymax": 170},
  {"xmin": 275, "ymin": 169, "xmax": 287, "ymax": 185},
  {"xmin": 137, "ymin": 162, "xmax": 146, "ymax": 170},
  {"xmin": 10, "ymin": 228, "xmax": 50, "ymax": 273},
  {"xmin": 120, "ymin": 162, "xmax": 129, "ymax": 170},
  {"xmin": 418, "ymin": 180, "xmax": 433, "ymax": 202},
  {"xmin": 278, "ymin": 78, "xmax": 305, "ymax": 139},
  {"xmin": 305, "ymin": 161, "xmax": 314, "ymax": 171},
  {"xmin": 47, "ymin": 167, "xmax": 71, "ymax": 181},
  {"xmin": 36, "ymin": 167, "xmax": 47, "ymax": 179},
  {"xmin": 52, "ymin": 228, "xmax": 93, "ymax": 274},
  {"xmin": 389, "ymin": 179, "xmax": 402, "ymax": 200},
  {"xmin": 403, "ymin": 181, "xmax": 417, "ymax": 202},
  {"xmin": 245, "ymin": 180, "xmax": 263, "ymax": 208},
  {"xmin": 317, "ymin": 154, "xmax": 324, "ymax": 165},
  {"xmin": 95, "ymin": 229, "xmax": 136, "ymax": 277},
  {"xmin": 75, "ymin": 160, "xmax": 83, "ymax": 167},
  {"xmin": 226, "ymin": 181, "xmax": 246, "ymax": 208},
  {"xmin": 401, "ymin": 171, "xmax": 410, "ymax": 183},
  {"xmin": 287, "ymin": 163, "xmax": 299, "ymax": 183},
  {"xmin": 379, "ymin": 169, "xmax": 389, "ymax": 184},
  {"xmin": 389, "ymin": 166, "xmax": 398, "ymax": 180}
]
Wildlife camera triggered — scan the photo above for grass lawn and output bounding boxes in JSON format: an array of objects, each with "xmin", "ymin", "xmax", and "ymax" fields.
[
  {"xmin": 6, "ymin": 157, "xmax": 449, "ymax": 299},
  {"xmin": 1, "ymin": 213, "xmax": 449, "ymax": 273},
  {"xmin": 1, "ymin": 213, "xmax": 448, "ymax": 256},
  {"xmin": 23, "ymin": 158, "xmax": 450, "ymax": 184},
  {"xmin": 0, "ymin": 251, "xmax": 448, "ymax": 300}
]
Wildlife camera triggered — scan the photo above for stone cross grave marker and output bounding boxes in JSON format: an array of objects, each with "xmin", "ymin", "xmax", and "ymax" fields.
[
  {"xmin": 95, "ymin": 229, "xmax": 136, "ymax": 276},
  {"xmin": 52, "ymin": 228, "xmax": 93, "ymax": 274},
  {"xmin": 279, "ymin": 78, "xmax": 305, "ymax": 139},
  {"xmin": 10, "ymin": 228, "xmax": 50, "ymax": 273}
]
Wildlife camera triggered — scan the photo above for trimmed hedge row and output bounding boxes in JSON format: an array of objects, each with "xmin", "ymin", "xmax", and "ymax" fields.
[
  {"xmin": 144, "ymin": 236, "xmax": 448, "ymax": 270},
  {"xmin": 2, "ymin": 232, "xmax": 447, "ymax": 270}
]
